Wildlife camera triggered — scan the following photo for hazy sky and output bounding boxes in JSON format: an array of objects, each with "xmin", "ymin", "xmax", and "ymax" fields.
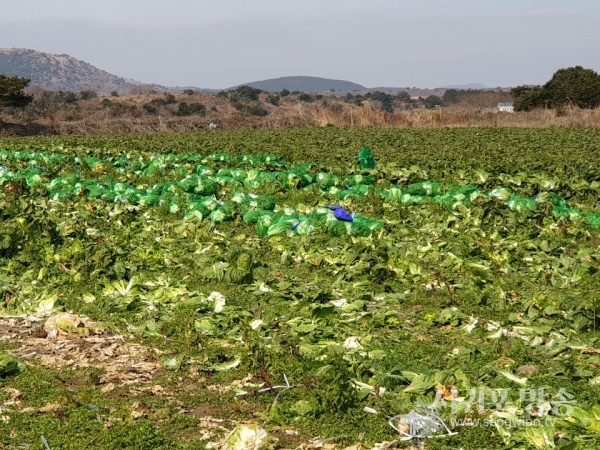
[{"xmin": 1, "ymin": 0, "xmax": 599, "ymax": 89}]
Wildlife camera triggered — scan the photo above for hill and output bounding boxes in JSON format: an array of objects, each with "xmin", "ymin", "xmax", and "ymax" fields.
[
  {"xmin": 437, "ymin": 83, "xmax": 490, "ymax": 90},
  {"xmin": 228, "ymin": 76, "xmax": 366, "ymax": 93},
  {"xmin": 0, "ymin": 48, "xmax": 149, "ymax": 95}
]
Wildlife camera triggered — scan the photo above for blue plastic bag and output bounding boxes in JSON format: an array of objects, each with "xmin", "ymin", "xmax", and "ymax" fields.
[{"xmin": 328, "ymin": 205, "xmax": 354, "ymax": 222}]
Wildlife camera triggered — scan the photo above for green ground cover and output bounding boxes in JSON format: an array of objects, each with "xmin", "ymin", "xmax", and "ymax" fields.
[{"xmin": 1, "ymin": 128, "xmax": 600, "ymax": 449}]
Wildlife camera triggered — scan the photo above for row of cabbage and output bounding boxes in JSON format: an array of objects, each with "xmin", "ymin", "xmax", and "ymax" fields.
[
  {"xmin": 0, "ymin": 159, "xmax": 384, "ymax": 238},
  {"xmin": 2, "ymin": 149, "xmax": 600, "ymax": 232},
  {"xmin": 379, "ymin": 182, "xmax": 600, "ymax": 227},
  {"xmin": 0, "ymin": 149, "xmax": 284, "ymax": 171}
]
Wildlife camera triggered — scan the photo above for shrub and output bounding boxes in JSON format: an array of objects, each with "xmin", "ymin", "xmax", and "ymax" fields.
[
  {"xmin": 247, "ymin": 106, "xmax": 269, "ymax": 117},
  {"xmin": 176, "ymin": 102, "xmax": 207, "ymax": 116},
  {"xmin": 370, "ymin": 91, "xmax": 394, "ymax": 113},
  {"xmin": 0, "ymin": 75, "xmax": 32, "ymax": 108},
  {"xmin": 142, "ymin": 103, "xmax": 158, "ymax": 114},
  {"xmin": 424, "ymin": 95, "xmax": 443, "ymax": 109},
  {"xmin": 298, "ymin": 93, "xmax": 313, "ymax": 103},
  {"xmin": 512, "ymin": 86, "xmax": 548, "ymax": 112},
  {"xmin": 80, "ymin": 90, "xmax": 97, "ymax": 100},
  {"xmin": 397, "ymin": 91, "xmax": 411, "ymax": 102},
  {"xmin": 164, "ymin": 93, "xmax": 177, "ymax": 104},
  {"xmin": 64, "ymin": 92, "xmax": 78, "ymax": 104},
  {"xmin": 234, "ymin": 86, "xmax": 262, "ymax": 102},
  {"xmin": 513, "ymin": 66, "xmax": 600, "ymax": 111}
]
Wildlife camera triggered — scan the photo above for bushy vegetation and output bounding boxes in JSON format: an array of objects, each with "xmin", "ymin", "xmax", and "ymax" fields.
[
  {"xmin": 175, "ymin": 102, "xmax": 207, "ymax": 117},
  {"xmin": 218, "ymin": 86, "xmax": 271, "ymax": 117},
  {"xmin": 512, "ymin": 66, "xmax": 600, "ymax": 112},
  {"xmin": 423, "ymin": 95, "xmax": 443, "ymax": 110},
  {"xmin": 0, "ymin": 75, "xmax": 33, "ymax": 108},
  {"xmin": 342, "ymin": 91, "xmax": 411, "ymax": 112}
]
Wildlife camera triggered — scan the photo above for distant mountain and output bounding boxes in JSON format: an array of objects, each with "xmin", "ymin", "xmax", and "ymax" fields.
[
  {"xmin": 371, "ymin": 87, "xmax": 412, "ymax": 93},
  {"xmin": 0, "ymin": 48, "xmax": 163, "ymax": 95},
  {"xmin": 437, "ymin": 83, "xmax": 490, "ymax": 90},
  {"xmin": 4, "ymin": 48, "xmax": 489, "ymax": 96},
  {"xmin": 228, "ymin": 76, "xmax": 366, "ymax": 93}
]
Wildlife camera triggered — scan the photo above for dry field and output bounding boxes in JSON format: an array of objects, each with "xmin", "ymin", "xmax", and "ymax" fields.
[{"xmin": 1, "ymin": 90, "xmax": 600, "ymax": 136}]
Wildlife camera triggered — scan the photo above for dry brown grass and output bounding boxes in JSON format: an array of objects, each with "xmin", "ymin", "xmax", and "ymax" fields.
[
  {"xmin": 315, "ymin": 104, "xmax": 600, "ymax": 129},
  {"xmin": 2, "ymin": 90, "xmax": 600, "ymax": 136}
]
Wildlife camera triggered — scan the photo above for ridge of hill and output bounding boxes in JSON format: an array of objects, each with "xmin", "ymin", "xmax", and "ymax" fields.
[
  {"xmin": 437, "ymin": 83, "xmax": 490, "ymax": 90},
  {"xmin": 0, "ymin": 48, "xmax": 162, "ymax": 95},
  {"xmin": 0, "ymin": 48, "xmax": 499, "ymax": 96},
  {"xmin": 228, "ymin": 76, "xmax": 366, "ymax": 93}
]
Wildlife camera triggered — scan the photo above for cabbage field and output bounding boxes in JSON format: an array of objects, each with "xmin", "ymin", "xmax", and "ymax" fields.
[{"xmin": 1, "ymin": 128, "xmax": 600, "ymax": 449}]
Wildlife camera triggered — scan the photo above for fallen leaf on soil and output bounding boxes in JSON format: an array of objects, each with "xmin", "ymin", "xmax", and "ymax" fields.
[{"xmin": 38, "ymin": 403, "xmax": 61, "ymax": 413}]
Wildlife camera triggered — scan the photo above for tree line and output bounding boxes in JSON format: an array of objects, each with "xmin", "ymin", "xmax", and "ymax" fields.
[
  {"xmin": 512, "ymin": 66, "xmax": 600, "ymax": 111},
  {"xmin": 2, "ymin": 66, "xmax": 599, "ymax": 115}
]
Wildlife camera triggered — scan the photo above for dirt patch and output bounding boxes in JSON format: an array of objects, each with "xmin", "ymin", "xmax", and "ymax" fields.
[
  {"xmin": 0, "ymin": 319, "xmax": 35, "ymax": 342},
  {"xmin": 14, "ymin": 335, "xmax": 161, "ymax": 385},
  {"xmin": 271, "ymin": 428, "xmax": 305, "ymax": 449},
  {"xmin": 1, "ymin": 319, "xmax": 162, "ymax": 386},
  {"xmin": 192, "ymin": 403, "xmax": 224, "ymax": 418}
]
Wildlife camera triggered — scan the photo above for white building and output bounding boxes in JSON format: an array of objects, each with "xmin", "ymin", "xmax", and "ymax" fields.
[{"xmin": 498, "ymin": 102, "xmax": 514, "ymax": 112}]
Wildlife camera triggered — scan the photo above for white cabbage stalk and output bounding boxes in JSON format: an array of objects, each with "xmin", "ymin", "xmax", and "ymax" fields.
[
  {"xmin": 331, "ymin": 299, "xmax": 349, "ymax": 308},
  {"xmin": 463, "ymin": 316, "xmax": 479, "ymax": 333},
  {"xmin": 496, "ymin": 369, "xmax": 528, "ymax": 386},
  {"xmin": 343, "ymin": 336, "xmax": 363, "ymax": 349},
  {"xmin": 225, "ymin": 425, "xmax": 268, "ymax": 450},
  {"xmin": 207, "ymin": 292, "xmax": 226, "ymax": 313}
]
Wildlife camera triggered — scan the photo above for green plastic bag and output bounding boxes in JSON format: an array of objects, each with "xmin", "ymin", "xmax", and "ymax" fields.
[
  {"xmin": 266, "ymin": 214, "xmax": 299, "ymax": 236},
  {"xmin": 209, "ymin": 153, "xmax": 231, "ymax": 162},
  {"xmin": 327, "ymin": 220, "xmax": 352, "ymax": 237},
  {"xmin": 352, "ymin": 216, "xmax": 384, "ymax": 235},
  {"xmin": 379, "ymin": 186, "xmax": 404, "ymax": 203},
  {"xmin": 293, "ymin": 218, "xmax": 314, "ymax": 236},
  {"xmin": 506, "ymin": 194, "xmax": 536, "ymax": 212},
  {"xmin": 210, "ymin": 204, "xmax": 235, "ymax": 223},
  {"xmin": 195, "ymin": 165, "xmax": 215, "ymax": 176},
  {"xmin": 267, "ymin": 221, "xmax": 295, "ymax": 237},
  {"xmin": 316, "ymin": 173, "xmax": 340, "ymax": 189},
  {"xmin": 549, "ymin": 193, "xmax": 568, "ymax": 208},
  {"xmin": 308, "ymin": 208, "xmax": 330, "ymax": 227},
  {"xmin": 407, "ymin": 182, "xmax": 445, "ymax": 196},
  {"xmin": 338, "ymin": 184, "xmax": 370, "ymax": 200},
  {"xmin": 243, "ymin": 210, "xmax": 275, "ymax": 225},
  {"xmin": 344, "ymin": 174, "xmax": 375, "ymax": 186},
  {"xmin": 488, "ymin": 187, "xmax": 513, "ymax": 201},
  {"xmin": 587, "ymin": 213, "xmax": 600, "ymax": 228},
  {"xmin": 231, "ymin": 191, "xmax": 249, "ymax": 204},
  {"xmin": 193, "ymin": 178, "xmax": 218, "ymax": 196},
  {"xmin": 399, "ymin": 193, "xmax": 428, "ymax": 205},
  {"xmin": 256, "ymin": 195, "xmax": 276, "ymax": 211},
  {"xmin": 256, "ymin": 214, "xmax": 275, "ymax": 237},
  {"xmin": 553, "ymin": 206, "xmax": 580, "ymax": 220},
  {"xmin": 435, "ymin": 185, "xmax": 479, "ymax": 210},
  {"xmin": 358, "ymin": 147, "xmax": 376, "ymax": 170},
  {"xmin": 188, "ymin": 197, "xmax": 219, "ymax": 215},
  {"xmin": 184, "ymin": 210, "xmax": 204, "ymax": 222},
  {"xmin": 230, "ymin": 168, "xmax": 248, "ymax": 181}
]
